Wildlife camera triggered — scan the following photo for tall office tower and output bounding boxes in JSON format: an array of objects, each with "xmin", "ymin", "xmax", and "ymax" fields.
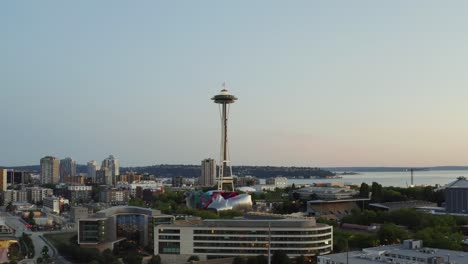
[
  {"xmin": 212, "ymin": 86, "xmax": 237, "ymax": 191},
  {"xmin": 60, "ymin": 157, "xmax": 77, "ymax": 182},
  {"xmin": 7, "ymin": 170, "xmax": 30, "ymax": 185},
  {"xmin": 101, "ymin": 155, "xmax": 120, "ymax": 179},
  {"xmin": 199, "ymin": 158, "xmax": 216, "ymax": 187},
  {"xmin": 40, "ymin": 156, "xmax": 60, "ymax": 184},
  {"xmin": 96, "ymin": 168, "xmax": 113, "ymax": 186},
  {"xmin": 87, "ymin": 161, "xmax": 99, "ymax": 183},
  {"xmin": 0, "ymin": 169, "xmax": 7, "ymax": 192}
]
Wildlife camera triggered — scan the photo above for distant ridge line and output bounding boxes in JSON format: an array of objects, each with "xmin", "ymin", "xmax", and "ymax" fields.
[{"xmin": 2, "ymin": 164, "xmax": 468, "ymax": 173}]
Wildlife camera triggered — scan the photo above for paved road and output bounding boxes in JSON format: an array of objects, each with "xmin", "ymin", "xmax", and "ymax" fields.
[{"xmin": 1, "ymin": 212, "xmax": 72, "ymax": 264}]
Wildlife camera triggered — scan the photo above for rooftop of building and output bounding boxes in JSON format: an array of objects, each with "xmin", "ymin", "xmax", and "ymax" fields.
[
  {"xmin": 25, "ymin": 186, "xmax": 53, "ymax": 190},
  {"xmin": 369, "ymin": 200, "xmax": 437, "ymax": 210},
  {"xmin": 190, "ymin": 257, "xmax": 234, "ymax": 264},
  {"xmin": 321, "ymin": 240, "xmax": 468, "ymax": 264},
  {"xmin": 158, "ymin": 213, "xmax": 329, "ymax": 229},
  {"xmin": 308, "ymin": 198, "xmax": 370, "ymax": 204},
  {"xmin": 88, "ymin": 206, "xmax": 166, "ymax": 218},
  {"xmin": 443, "ymin": 177, "xmax": 468, "ymax": 189}
]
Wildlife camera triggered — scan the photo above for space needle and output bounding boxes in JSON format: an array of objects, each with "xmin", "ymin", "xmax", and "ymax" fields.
[{"xmin": 212, "ymin": 84, "xmax": 237, "ymax": 191}]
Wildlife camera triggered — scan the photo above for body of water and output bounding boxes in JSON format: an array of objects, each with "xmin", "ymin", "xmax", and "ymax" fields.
[{"xmin": 264, "ymin": 170, "xmax": 468, "ymax": 187}]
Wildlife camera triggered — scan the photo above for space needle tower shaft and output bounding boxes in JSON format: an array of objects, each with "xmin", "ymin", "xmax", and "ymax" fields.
[{"xmin": 212, "ymin": 85, "xmax": 237, "ymax": 191}]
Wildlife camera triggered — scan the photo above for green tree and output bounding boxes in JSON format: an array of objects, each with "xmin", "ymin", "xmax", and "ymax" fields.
[
  {"xmin": 194, "ymin": 210, "xmax": 219, "ymax": 219},
  {"xmin": 415, "ymin": 227, "xmax": 463, "ymax": 250},
  {"xmin": 333, "ymin": 236, "xmax": 349, "ymax": 253},
  {"xmin": 378, "ymin": 223, "xmax": 409, "ymax": 245},
  {"xmin": 40, "ymin": 183, "xmax": 55, "ymax": 189},
  {"xmin": 382, "ymin": 189, "xmax": 406, "ymax": 202},
  {"xmin": 7, "ymin": 243, "xmax": 20, "ymax": 261},
  {"xmin": 123, "ymin": 253, "xmax": 142, "ymax": 264},
  {"xmin": 41, "ymin": 246, "xmax": 49, "ymax": 259},
  {"xmin": 295, "ymin": 255, "xmax": 306, "ymax": 264},
  {"xmin": 148, "ymin": 255, "xmax": 162, "ymax": 264},
  {"xmin": 371, "ymin": 182, "xmax": 383, "ymax": 202},
  {"xmin": 102, "ymin": 248, "xmax": 118, "ymax": 263},
  {"xmin": 433, "ymin": 189, "xmax": 445, "ymax": 206},
  {"xmin": 359, "ymin": 183, "xmax": 370, "ymax": 198},
  {"xmin": 188, "ymin": 255, "xmax": 200, "ymax": 262},
  {"xmin": 28, "ymin": 211, "xmax": 34, "ymax": 221},
  {"xmin": 219, "ymin": 210, "xmax": 244, "ymax": 219},
  {"xmin": 246, "ymin": 256, "xmax": 258, "ymax": 264},
  {"xmin": 233, "ymin": 256, "xmax": 246, "ymax": 264},
  {"xmin": 256, "ymin": 255, "xmax": 267, "ymax": 264},
  {"xmin": 317, "ymin": 217, "xmax": 338, "ymax": 227},
  {"xmin": 128, "ymin": 196, "xmax": 145, "ymax": 207},
  {"xmin": 271, "ymin": 250, "xmax": 291, "ymax": 264},
  {"xmin": 6, "ymin": 202, "xmax": 14, "ymax": 212},
  {"xmin": 292, "ymin": 192, "xmax": 301, "ymax": 200}
]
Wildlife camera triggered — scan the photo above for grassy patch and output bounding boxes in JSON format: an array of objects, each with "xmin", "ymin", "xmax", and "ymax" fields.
[
  {"xmin": 43, "ymin": 232, "xmax": 76, "ymax": 248},
  {"xmin": 43, "ymin": 232, "xmax": 102, "ymax": 263}
]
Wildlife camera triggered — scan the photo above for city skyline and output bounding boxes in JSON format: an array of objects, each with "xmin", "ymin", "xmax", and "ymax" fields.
[{"xmin": 3, "ymin": 2, "xmax": 468, "ymax": 167}]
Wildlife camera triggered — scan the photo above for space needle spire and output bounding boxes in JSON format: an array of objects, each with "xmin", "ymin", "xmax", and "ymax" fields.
[{"xmin": 212, "ymin": 84, "xmax": 237, "ymax": 191}]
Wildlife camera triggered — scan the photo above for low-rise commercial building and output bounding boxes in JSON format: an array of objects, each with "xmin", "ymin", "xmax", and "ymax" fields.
[
  {"xmin": 67, "ymin": 185, "xmax": 92, "ymax": 204},
  {"xmin": 116, "ymin": 172, "xmax": 142, "ymax": 184},
  {"xmin": 318, "ymin": 239, "xmax": 467, "ymax": 264},
  {"xmin": 12, "ymin": 202, "xmax": 37, "ymax": 213},
  {"xmin": 3, "ymin": 190, "xmax": 27, "ymax": 204},
  {"xmin": 172, "ymin": 176, "xmax": 184, "ymax": 187},
  {"xmin": 78, "ymin": 206, "xmax": 174, "ymax": 251},
  {"xmin": 70, "ymin": 206, "xmax": 89, "ymax": 224},
  {"xmin": 235, "ymin": 176, "xmax": 260, "ymax": 187},
  {"xmin": 63, "ymin": 176, "xmax": 85, "ymax": 185},
  {"xmin": 294, "ymin": 186, "xmax": 358, "ymax": 200},
  {"xmin": 369, "ymin": 200, "xmax": 437, "ymax": 212},
  {"xmin": 99, "ymin": 188, "xmax": 130, "ymax": 205},
  {"xmin": 26, "ymin": 187, "xmax": 53, "ymax": 204},
  {"xmin": 307, "ymin": 197, "xmax": 371, "ymax": 220},
  {"xmin": 43, "ymin": 196, "xmax": 69, "ymax": 214},
  {"xmin": 116, "ymin": 180, "xmax": 163, "ymax": 197},
  {"xmin": 443, "ymin": 177, "xmax": 468, "ymax": 214},
  {"xmin": 155, "ymin": 213, "xmax": 333, "ymax": 263}
]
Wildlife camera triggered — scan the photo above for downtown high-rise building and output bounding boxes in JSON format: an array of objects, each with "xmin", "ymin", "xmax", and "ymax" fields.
[
  {"xmin": 0, "ymin": 169, "xmax": 7, "ymax": 192},
  {"xmin": 60, "ymin": 157, "xmax": 76, "ymax": 182},
  {"xmin": 199, "ymin": 158, "xmax": 216, "ymax": 187},
  {"xmin": 40, "ymin": 156, "xmax": 60, "ymax": 184},
  {"xmin": 96, "ymin": 167, "xmax": 113, "ymax": 186},
  {"xmin": 87, "ymin": 160, "xmax": 99, "ymax": 183},
  {"xmin": 101, "ymin": 155, "xmax": 119, "ymax": 178}
]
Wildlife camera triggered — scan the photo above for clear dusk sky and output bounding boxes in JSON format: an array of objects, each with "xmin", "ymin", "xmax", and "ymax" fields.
[{"xmin": 2, "ymin": 1, "xmax": 468, "ymax": 167}]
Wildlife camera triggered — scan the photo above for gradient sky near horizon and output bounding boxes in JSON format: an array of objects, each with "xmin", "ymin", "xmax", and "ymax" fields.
[{"xmin": 2, "ymin": 1, "xmax": 468, "ymax": 167}]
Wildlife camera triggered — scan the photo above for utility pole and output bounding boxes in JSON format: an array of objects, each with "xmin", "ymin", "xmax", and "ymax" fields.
[{"xmin": 268, "ymin": 222, "xmax": 271, "ymax": 264}]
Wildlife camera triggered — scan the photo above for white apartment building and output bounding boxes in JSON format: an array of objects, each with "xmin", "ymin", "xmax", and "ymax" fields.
[
  {"xmin": 43, "ymin": 196, "xmax": 68, "ymax": 214},
  {"xmin": 265, "ymin": 177, "xmax": 288, "ymax": 189},
  {"xmin": 116, "ymin": 180, "xmax": 163, "ymax": 196}
]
